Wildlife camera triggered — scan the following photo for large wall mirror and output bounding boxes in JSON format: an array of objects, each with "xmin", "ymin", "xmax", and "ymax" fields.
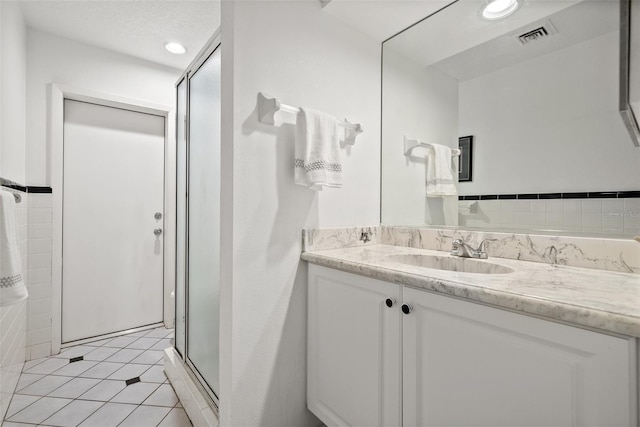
[{"xmin": 382, "ymin": 0, "xmax": 640, "ymax": 238}]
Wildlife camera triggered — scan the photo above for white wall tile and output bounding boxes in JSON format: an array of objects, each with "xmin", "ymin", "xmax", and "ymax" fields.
[
  {"xmin": 28, "ymin": 313, "xmax": 50, "ymax": 331},
  {"xmin": 478, "ymin": 200, "xmax": 499, "ymax": 212},
  {"xmin": 582, "ymin": 213, "xmax": 602, "ymax": 229},
  {"xmin": 27, "ymin": 238, "xmax": 51, "ymax": 254},
  {"xmin": 500, "ymin": 200, "xmax": 517, "ymax": 212},
  {"xmin": 562, "ymin": 199, "xmax": 582, "ymax": 213},
  {"xmin": 27, "ymin": 194, "xmax": 52, "ymax": 208},
  {"xmin": 27, "ymin": 268, "xmax": 51, "ymax": 285},
  {"xmin": 27, "ymin": 253, "xmax": 51, "ymax": 269},
  {"xmin": 513, "ymin": 200, "xmax": 530, "ymax": 212},
  {"xmin": 582, "ymin": 199, "xmax": 602, "ymax": 213},
  {"xmin": 530, "ymin": 212, "xmax": 546, "ymax": 226},
  {"xmin": 28, "ymin": 223, "xmax": 52, "ymax": 238},
  {"xmin": 603, "ymin": 199, "xmax": 625, "ymax": 216},
  {"xmin": 603, "ymin": 215, "xmax": 624, "ymax": 232},
  {"xmin": 530, "ymin": 200, "xmax": 545, "ymax": 213},
  {"xmin": 458, "ymin": 197, "xmax": 639, "ymax": 236},
  {"xmin": 545, "ymin": 212, "xmax": 563, "ymax": 227},
  {"xmin": 29, "ymin": 342, "xmax": 51, "ymax": 360},
  {"xmin": 27, "ymin": 283, "xmax": 52, "ymax": 299},
  {"xmin": 499, "ymin": 211, "xmax": 516, "ymax": 226},
  {"xmin": 514, "ymin": 212, "xmax": 531, "ymax": 227},
  {"xmin": 546, "ymin": 199, "xmax": 563, "ymax": 213},
  {"xmin": 623, "ymin": 199, "xmax": 640, "ymax": 234},
  {"xmin": 562, "ymin": 211, "xmax": 582, "ymax": 230},
  {"xmin": 27, "ymin": 298, "xmax": 51, "ymax": 316},
  {"xmin": 28, "ymin": 327, "xmax": 51, "ymax": 346},
  {"xmin": 28, "ymin": 207, "xmax": 52, "ymax": 224},
  {"xmin": 23, "ymin": 194, "xmax": 53, "ymax": 360}
]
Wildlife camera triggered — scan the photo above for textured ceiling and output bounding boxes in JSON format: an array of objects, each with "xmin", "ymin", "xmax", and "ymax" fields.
[{"xmin": 19, "ymin": 0, "xmax": 220, "ymax": 71}]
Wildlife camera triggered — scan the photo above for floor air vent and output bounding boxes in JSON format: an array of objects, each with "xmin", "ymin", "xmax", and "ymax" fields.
[{"xmin": 516, "ymin": 21, "xmax": 558, "ymax": 45}]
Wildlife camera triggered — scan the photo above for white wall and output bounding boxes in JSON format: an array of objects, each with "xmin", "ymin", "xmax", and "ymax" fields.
[
  {"xmin": 25, "ymin": 29, "xmax": 180, "ymax": 186},
  {"xmin": 220, "ymin": 2, "xmax": 380, "ymax": 426},
  {"xmin": 381, "ymin": 46, "xmax": 459, "ymax": 226},
  {"xmin": 459, "ymin": 31, "xmax": 640, "ymax": 195},
  {"xmin": 1, "ymin": 1, "xmax": 27, "ymax": 183}
]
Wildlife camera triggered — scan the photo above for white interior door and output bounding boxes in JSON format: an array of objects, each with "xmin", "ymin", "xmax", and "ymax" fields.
[{"xmin": 62, "ymin": 99, "xmax": 165, "ymax": 343}]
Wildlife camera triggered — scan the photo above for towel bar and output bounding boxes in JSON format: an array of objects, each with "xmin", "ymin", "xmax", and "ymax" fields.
[
  {"xmin": 257, "ymin": 92, "xmax": 363, "ymax": 145},
  {"xmin": 404, "ymin": 136, "xmax": 461, "ymax": 157}
]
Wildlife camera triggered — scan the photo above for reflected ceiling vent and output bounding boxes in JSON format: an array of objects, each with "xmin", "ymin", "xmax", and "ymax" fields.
[{"xmin": 516, "ymin": 21, "xmax": 558, "ymax": 45}]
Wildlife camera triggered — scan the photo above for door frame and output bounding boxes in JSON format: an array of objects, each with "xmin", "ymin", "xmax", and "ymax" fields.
[{"xmin": 49, "ymin": 83, "xmax": 175, "ymax": 353}]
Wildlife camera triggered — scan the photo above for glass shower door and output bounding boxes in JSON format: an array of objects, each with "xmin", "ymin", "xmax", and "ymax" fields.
[
  {"xmin": 186, "ymin": 47, "xmax": 221, "ymax": 398},
  {"xmin": 175, "ymin": 78, "xmax": 187, "ymax": 356}
]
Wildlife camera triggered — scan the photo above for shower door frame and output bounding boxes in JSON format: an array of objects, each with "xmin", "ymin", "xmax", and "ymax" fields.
[{"xmin": 175, "ymin": 34, "xmax": 221, "ymax": 410}]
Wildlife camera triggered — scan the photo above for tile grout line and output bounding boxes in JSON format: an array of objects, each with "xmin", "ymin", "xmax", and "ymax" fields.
[{"xmin": 41, "ymin": 396, "xmax": 107, "ymax": 427}]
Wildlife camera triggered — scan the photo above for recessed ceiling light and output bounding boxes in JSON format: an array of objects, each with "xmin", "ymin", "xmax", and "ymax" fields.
[
  {"xmin": 481, "ymin": 0, "xmax": 519, "ymax": 20},
  {"xmin": 165, "ymin": 42, "xmax": 186, "ymax": 55}
]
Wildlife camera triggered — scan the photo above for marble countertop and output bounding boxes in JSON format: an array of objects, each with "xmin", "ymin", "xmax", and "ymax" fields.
[{"xmin": 302, "ymin": 244, "xmax": 640, "ymax": 338}]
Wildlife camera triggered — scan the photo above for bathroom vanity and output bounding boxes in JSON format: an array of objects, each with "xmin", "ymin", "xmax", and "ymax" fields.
[
  {"xmin": 306, "ymin": 0, "xmax": 640, "ymax": 423},
  {"xmin": 302, "ymin": 232, "xmax": 639, "ymax": 427}
]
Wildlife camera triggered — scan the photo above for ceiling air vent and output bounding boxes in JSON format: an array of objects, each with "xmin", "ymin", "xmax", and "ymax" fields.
[{"xmin": 516, "ymin": 21, "xmax": 558, "ymax": 45}]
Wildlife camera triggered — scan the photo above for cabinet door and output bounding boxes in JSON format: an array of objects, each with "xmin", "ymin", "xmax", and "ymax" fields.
[
  {"xmin": 403, "ymin": 287, "xmax": 636, "ymax": 427},
  {"xmin": 308, "ymin": 265, "xmax": 402, "ymax": 427}
]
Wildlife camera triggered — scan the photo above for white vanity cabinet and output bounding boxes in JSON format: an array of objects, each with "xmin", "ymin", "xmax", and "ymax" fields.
[
  {"xmin": 308, "ymin": 264, "xmax": 638, "ymax": 427},
  {"xmin": 307, "ymin": 264, "xmax": 402, "ymax": 427}
]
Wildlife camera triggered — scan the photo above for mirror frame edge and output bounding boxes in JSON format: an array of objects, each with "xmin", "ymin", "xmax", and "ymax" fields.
[{"xmin": 620, "ymin": 0, "xmax": 640, "ymax": 147}]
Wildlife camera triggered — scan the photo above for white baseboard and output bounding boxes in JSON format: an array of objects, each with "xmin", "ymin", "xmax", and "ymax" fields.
[{"xmin": 164, "ymin": 348, "xmax": 219, "ymax": 427}]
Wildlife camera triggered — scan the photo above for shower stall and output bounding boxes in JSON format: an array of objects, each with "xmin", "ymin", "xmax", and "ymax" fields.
[{"xmin": 174, "ymin": 35, "xmax": 221, "ymax": 410}]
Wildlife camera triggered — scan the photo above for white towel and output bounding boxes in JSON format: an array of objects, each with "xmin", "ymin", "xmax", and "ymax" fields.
[
  {"xmin": 426, "ymin": 144, "xmax": 457, "ymax": 197},
  {"xmin": 294, "ymin": 107, "xmax": 342, "ymax": 191},
  {"xmin": 0, "ymin": 191, "xmax": 28, "ymax": 306}
]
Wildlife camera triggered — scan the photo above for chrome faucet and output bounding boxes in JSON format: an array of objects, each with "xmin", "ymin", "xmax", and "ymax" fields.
[{"xmin": 451, "ymin": 238, "xmax": 497, "ymax": 259}]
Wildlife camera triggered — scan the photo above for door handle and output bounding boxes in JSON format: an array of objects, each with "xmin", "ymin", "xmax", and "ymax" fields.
[{"xmin": 154, "ymin": 228, "xmax": 163, "ymax": 236}]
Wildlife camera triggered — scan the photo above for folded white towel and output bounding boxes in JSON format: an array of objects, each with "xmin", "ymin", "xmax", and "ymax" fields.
[
  {"xmin": 426, "ymin": 143, "xmax": 457, "ymax": 197},
  {"xmin": 0, "ymin": 191, "xmax": 28, "ymax": 306},
  {"xmin": 294, "ymin": 107, "xmax": 342, "ymax": 191}
]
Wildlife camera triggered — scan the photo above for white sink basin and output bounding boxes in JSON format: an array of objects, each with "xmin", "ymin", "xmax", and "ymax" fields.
[{"xmin": 384, "ymin": 254, "xmax": 515, "ymax": 275}]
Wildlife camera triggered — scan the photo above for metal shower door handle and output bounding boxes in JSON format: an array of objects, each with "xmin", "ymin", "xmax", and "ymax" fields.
[{"xmin": 154, "ymin": 228, "xmax": 163, "ymax": 236}]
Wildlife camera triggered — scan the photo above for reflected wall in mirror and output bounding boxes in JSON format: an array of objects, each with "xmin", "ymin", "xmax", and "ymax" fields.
[{"xmin": 382, "ymin": 0, "xmax": 640, "ymax": 237}]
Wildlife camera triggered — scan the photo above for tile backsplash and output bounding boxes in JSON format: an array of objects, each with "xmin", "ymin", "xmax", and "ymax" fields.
[
  {"xmin": 301, "ymin": 225, "xmax": 639, "ymax": 274},
  {"xmin": 302, "ymin": 226, "xmax": 381, "ymax": 252},
  {"xmin": 26, "ymin": 193, "xmax": 53, "ymax": 360},
  {"xmin": 459, "ymin": 198, "xmax": 640, "ymax": 236},
  {"xmin": 382, "ymin": 226, "xmax": 640, "ymax": 274}
]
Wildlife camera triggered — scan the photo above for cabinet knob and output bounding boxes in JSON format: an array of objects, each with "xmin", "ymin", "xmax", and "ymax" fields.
[
  {"xmin": 401, "ymin": 304, "xmax": 412, "ymax": 315},
  {"xmin": 385, "ymin": 298, "xmax": 395, "ymax": 308}
]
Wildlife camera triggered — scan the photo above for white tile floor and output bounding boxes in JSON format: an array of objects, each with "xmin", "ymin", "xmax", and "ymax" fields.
[{"xmin": 3, "ymin": 327, "xmax": 191, "ymax": 427}]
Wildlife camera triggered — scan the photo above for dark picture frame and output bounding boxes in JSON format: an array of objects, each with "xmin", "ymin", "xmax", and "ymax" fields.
[{"xmin": 458, "ymin": 135, "xmax": 473, "ymax": 182}]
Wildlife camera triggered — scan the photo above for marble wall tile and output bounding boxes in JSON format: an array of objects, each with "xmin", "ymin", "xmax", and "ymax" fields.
[
  {"xmin": 302, "ymin": 226, "xmax": 380, "ymax": 252},
  {"xmin": 382, "ymin": 226, "xmax": 640, "ymax": 274}
]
